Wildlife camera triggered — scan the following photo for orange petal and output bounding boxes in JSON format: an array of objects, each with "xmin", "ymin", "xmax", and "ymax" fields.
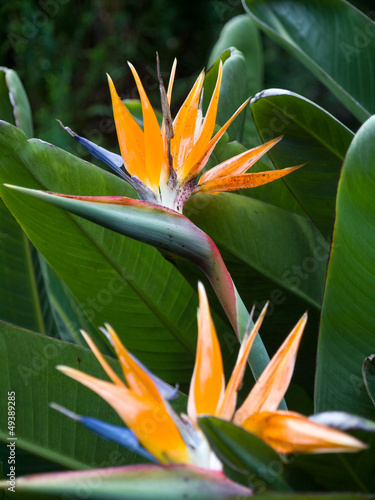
[
  {"xmin": 107, "ymin": 75, "xmax": 147, "ymax": 183},
  {"xmin": 200, "ymin": 136, "xmax": 283, "ymax": 184},
  {"xmin": 235, "ymin": 313, "xmax": 307, "ymax": 425},
  {"xmin": 196, "ymin": 164, "xmax": 303, "ymax": 195},
  {"xmin": 57, "ymin": 366, "xmax": 190, "ymax": 464},
  {"xmin": 171, "ymin": 71, "xmax": 205, "ymax": 170},
  {"xmin": 242, "ymin": 411, "xmax": 367, "ymax": 454},
  {"xmin": 187, "ymin": 283, "xmax": 225, "ymax": 421},
  {"xmin": 182, "ymin": 98, "xmax": 250, "ymax": 184},
  {"xmin": 217, "ymin": 304, "xmax": 268, "ymax": 420},
  {"xmin": 178, "ymin": 61, "xmax": 224, "ymax": 182},
  {"xmin": 79, "ymin": 330, "xmax": 126, "ymax": 388},
  {"xmin": 103, "ymin": 324, "xmax": 166, "ymax": 408},
  {"xmin": 128, "ymin": 63, "xmax": 164, "ymax": 189}
]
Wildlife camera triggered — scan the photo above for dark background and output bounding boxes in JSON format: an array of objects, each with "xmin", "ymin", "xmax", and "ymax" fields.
[{"xmin": 1, "ymin": 0, "xmax": 374, "ymax": 152}]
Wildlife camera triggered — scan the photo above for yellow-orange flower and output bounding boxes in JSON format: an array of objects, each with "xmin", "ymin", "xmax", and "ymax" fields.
[
  {"xmin": 65, "ymin": 60, "xmax": 302, "ymax": 213},
  {"xmin": 55, "ymin": 284, "xmax": 366, "ymax": 469}
]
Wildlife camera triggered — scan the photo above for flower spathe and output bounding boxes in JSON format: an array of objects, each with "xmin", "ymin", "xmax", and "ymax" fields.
[
  {"xmin": 55, "ymin": 283, "xmax": 366, "ymax": 470},
  {"xmin": 62, "ymin": 59, "xmax": 302, "ymax": 212}
]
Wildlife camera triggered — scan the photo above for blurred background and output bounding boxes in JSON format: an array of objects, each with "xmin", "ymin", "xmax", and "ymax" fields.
[{"xmin": 1, "ymin": 0, "xmax": 374, "ymax": 153}]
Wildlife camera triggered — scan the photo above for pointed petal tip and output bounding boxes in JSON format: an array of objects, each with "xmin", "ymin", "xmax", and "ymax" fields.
[{"xmin": 56, "ymin": 364, "xmax": 71, "ymax": 373}]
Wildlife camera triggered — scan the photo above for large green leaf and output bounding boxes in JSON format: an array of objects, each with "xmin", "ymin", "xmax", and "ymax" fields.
[
  {"xmin": 184, "ymin": 191, "xmax": 327, "ymax": 401},
  {"xmin": 0, "ymin": 465, "xmax": 252, "ymax": 500},
  {"xmin": 250, "ymin": 89, "xmax": 354, "ymax": 238},
  {"xmin": 315, "ymin": 115, "xmax": 375, "ymax": 418},
  {"xmin": 314, "ymin": 115, "xmax": 375, "ymax": 489},
  {"xmin": 0, "ymin": 121, "xmax": 236, "ymax": 382},
  {"xmin": 199, "ymin": 417, "xmax": 290, "ymax": 492},
  {"xmin": 204, "ymin": 49, "xmax": 249, "ymax": 142},
  {"xmin": 0, "ymin": 321, "xmax": 147, "ymax": 469},
  {"xmin": 242, "ymin": 0, "xmax": 375, "ymax": 122},
  {"xmin": 208, "ymin": 14, "xmax": 263, "ymax": 148},
  {"xmin": 0, "ymin": 67, "xmax": 33, "ymax": 138},
  {"xmin": 38, "ymin": 254, "xmax": 95, "ymax": 344},
  {"xmin": 0, "ymin": 68, "xmax": 47, "ymax": 333},
  {"xmin": 0, "ymin": 200, "xmax": 46, "ymax": 332}
]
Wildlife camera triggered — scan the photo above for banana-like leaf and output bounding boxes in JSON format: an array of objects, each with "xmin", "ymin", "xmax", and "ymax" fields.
[
  {"xmin": 0, "ymin": 200, "xmax": 46, "ymax": 332},
  {"xmin": 185, "ymin": 191, "xmax": 327, "ymax": 400},
  {"xmin": 0, "ymin": 68, "xmax": 49, "ymax": 333},
  {"xmin": 0, "ymin": 67, "xmax": 87, "ymax": 342},
  {"xmin": 242, "ymin": 0, "xmax": 375, "ymax": 122},
  {"xmin": 198, "ymin": 417, "xmax": 290, "ymax": 492},
  {"xmin": 3, "ymin": 184, "xmax": 272, "ymax": 381},
  {"xmin": 315, "ymin": 115, "xmax": 375, "ymax": 418},
  {"xmin": 250, "ymin": 89, "xmax": 354, "ymax": 238},
  {"xmin": 38, "ymin": 254, "xmax": 96, "ymax": 345},
  {"xmin": 0, "ymin": 465, "xmax": 252, "ymax": 500},
  {"xmin": 0, "ymin": 121, "xmax": 235, "ymax": 382},
  {"xmin": 314, "ymin": 115, "xmax": 375, "ymax": 489}
]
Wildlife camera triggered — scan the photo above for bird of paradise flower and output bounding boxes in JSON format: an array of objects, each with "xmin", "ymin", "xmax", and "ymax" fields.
[
  {"xmin": 53, "ymin": 283, "xmax": 366, "ymax": 469},
  {"xmin": 7, "ymin": 57, "xmax": 303, "ymax": 374},
  {"xmin": 59, "ymin": 57, "xmax": 302, "ymax": 212}
]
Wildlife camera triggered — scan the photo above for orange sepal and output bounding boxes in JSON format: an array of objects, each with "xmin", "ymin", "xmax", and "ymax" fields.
[
  {"xmin": 57, "ymin": 365, "xmax": 190, "ymax": 464},
  {"xmin": 103, "ymin": 324, "xmax": 166, "ymax": 408},
  {"xmin": 171, "ymin": 71, "xmax": 205, "ymax": 170},
  {"xmin": 196, "ymin": 164, "xmax": 303, "ymax": 195},
  {"xmin": 242, "ymin": 411, "xmax": 368, "ymax": 454},
  {"xmin": 200, "ymin": 136, "xmax": 283, "ymax": 184},
  {"xmin": 128, "ymin": 63, "xmax": 164, "ymax": 189},
  {"xmin": 235, "ymin": 313, "xmax": 307, "ymax": 425},
  {"xmin": 107, "ymin": 75, "xmax": 147, "ymax": 183},
  {"xmin": 217, "ymin": 304, "xmax": 268, "ymax": 420},
  {"xmin": 187, "ymin": 283, "xmax": 225, "ymax": 421},
  {"xmin": 80, "ymin": 330, "xmax": 126, "ymax": 388},
  {"xmin": 178, "ymin": 61, "xmax": 224, "ymax": 182}
]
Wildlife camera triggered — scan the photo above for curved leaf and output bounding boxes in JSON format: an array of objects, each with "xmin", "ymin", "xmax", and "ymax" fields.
[
  {"xmin": 0, "ymin": 121, "xmax": 202, "ymax": 381},
  {"xmin": 187, "ymin": 192, "xmax": 327, "ymax": 309},
  {"xmin": 0, "ymin": 67, "xmax": 33, "ymax": 138},
  {"xmin": 184, "ymin": 192, "xmax": 327, "ymax": 400},
  {"xmin": 315, "ymin": 115, "xmax": 375, "ymax": 419},
  {"xmin": 242, "ymin": 0, "xmax": 375, "ymax": 122},
  {"xmin": 0, "ymin": 200, "xmax": 45, "ymax": 332},
  {"xmin": 199, "ymin": 417, "xmax": 290, "ymax": 492},
  {"xmin": 250, "ymin": 89, "xmax": 354, "ymax": 237}
]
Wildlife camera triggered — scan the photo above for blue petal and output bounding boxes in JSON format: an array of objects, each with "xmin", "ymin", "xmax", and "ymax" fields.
[
  {"xmin": 81, "ymin": 417, "xmax": 157, "ymax": 462},
  {"xmin": 51, "ymin": 403, "xmax": 156, "ymax": 462},
  {"xmin": 58, "ymin": 121, "xmax": 128, "ymax": 179},
  {"xmin": 59, "ymin": 121, "xmax": 159, "ymax": 203}
]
